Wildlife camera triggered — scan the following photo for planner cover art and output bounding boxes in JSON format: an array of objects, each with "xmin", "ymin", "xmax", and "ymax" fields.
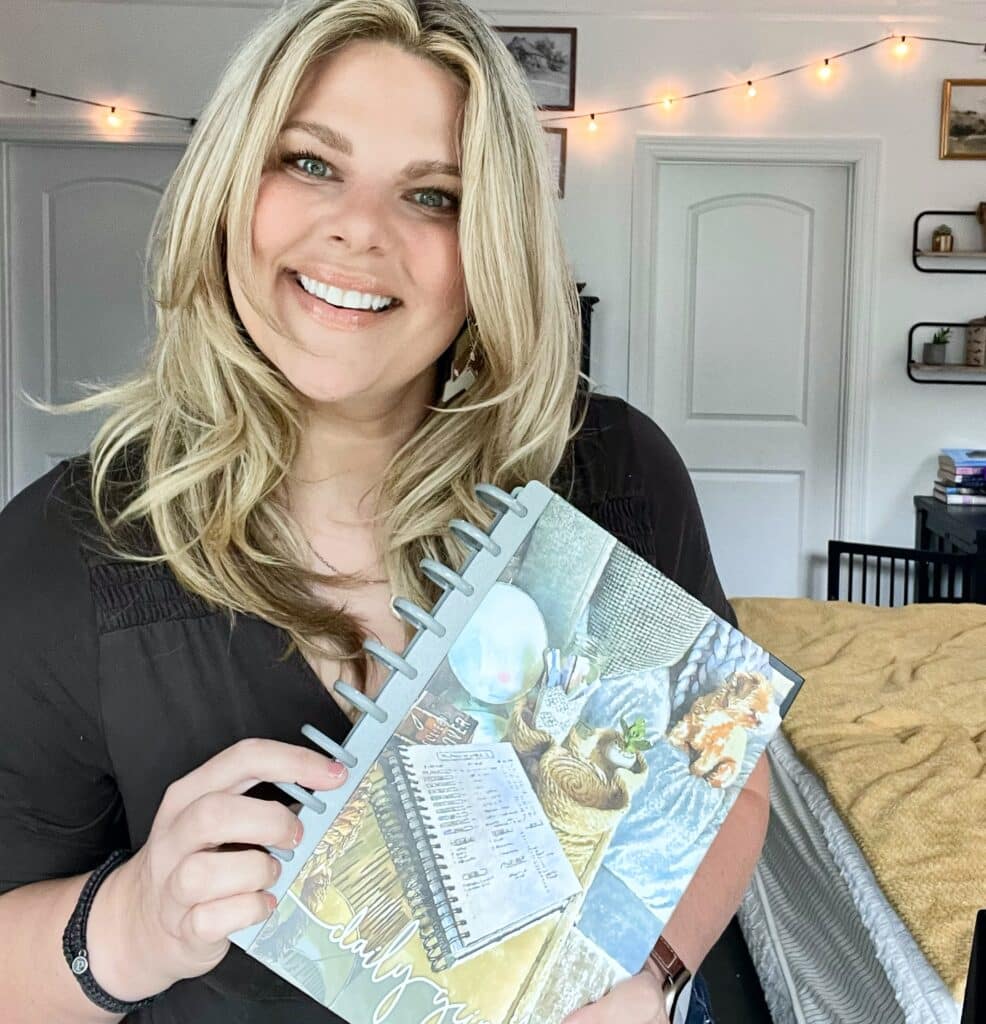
[{"xmin": 246, "ymin": 492, "xmax": 802, "ymax": 1024}]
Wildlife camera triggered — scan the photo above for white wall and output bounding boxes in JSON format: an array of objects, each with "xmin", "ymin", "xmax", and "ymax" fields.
[{"xmin": 2, "ymin": 0, "xmax": 985, "ymax": 545}]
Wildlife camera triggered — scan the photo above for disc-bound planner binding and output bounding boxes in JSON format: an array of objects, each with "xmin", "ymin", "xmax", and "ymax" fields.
[{"xmin": 229, "ymin": 481, "xmax": 804, "ymax": 1024}]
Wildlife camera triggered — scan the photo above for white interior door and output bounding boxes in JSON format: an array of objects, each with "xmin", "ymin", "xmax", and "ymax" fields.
[
  {"xmin": 4, "ymin": 141, "xmax": 184, "ymax": 503},
  {"xmin": 629, "ymin": 158, "xmax": 850, "ymax": 600}
]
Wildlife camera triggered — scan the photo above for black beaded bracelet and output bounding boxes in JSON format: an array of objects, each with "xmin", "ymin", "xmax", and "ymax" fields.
[{"xmin": 62, "ymin": 848, "xmax": 160, "ymax": 1014}]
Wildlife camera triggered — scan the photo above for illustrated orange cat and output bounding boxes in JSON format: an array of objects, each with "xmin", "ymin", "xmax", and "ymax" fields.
[{"xmin": 667, "ymin": 671, "xmax": 773, "ymax": 788}]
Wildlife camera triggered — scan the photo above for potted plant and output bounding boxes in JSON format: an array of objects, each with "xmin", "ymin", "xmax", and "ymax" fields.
[
  {"xmin": 605, "ymin": 715, "xmax": 653, "ymax": 769},
  {"xmin": 931, "ymin": 224, "xmax": 954, "ymax": 253},
  {"xmin": 923, "ymin": 327, "xmax": 951, "ymax": 365}
]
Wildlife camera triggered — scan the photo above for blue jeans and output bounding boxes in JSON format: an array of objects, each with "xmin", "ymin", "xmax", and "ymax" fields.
[{"xmin": 684, "ymin": 970, "xmax": 715, "ymax": 1024}]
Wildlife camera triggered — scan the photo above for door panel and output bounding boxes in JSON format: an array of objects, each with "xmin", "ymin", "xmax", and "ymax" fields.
[{"xmin": 689, "ymin": 196, "xmax": 810, "ymax": 421}]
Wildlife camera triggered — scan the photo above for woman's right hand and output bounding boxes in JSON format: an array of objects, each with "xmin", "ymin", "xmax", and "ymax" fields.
[{"xmin": 89, "ymin": 737, "xmax": 348, "ymax": 1001}]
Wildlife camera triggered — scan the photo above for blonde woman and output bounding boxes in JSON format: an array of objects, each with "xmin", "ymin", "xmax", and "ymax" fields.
[{"xmin": 0, "ymin": 2, "xmax": 768, "ymax": 1023}]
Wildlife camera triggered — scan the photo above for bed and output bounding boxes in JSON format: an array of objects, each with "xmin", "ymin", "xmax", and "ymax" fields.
[{"xmin": 730, "ymin": 541, "xmax": 985, "ymax": 1024}]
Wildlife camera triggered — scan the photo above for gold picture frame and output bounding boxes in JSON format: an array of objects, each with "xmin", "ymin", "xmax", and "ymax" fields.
[{"xmin": 940, "ymin": 79, "xmax": 986, "ymax": 159}]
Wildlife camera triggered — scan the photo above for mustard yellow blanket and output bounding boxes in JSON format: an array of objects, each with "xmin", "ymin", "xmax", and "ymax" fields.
[{"xmin": 733, "ymin": 597, "xmax": 986, "ymax": 1001}]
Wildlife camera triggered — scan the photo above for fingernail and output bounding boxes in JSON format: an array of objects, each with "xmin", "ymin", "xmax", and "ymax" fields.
[
  {"xmin": 323, "ymin": 759, "xmax": 346, "ymax": 779},
  {"xmin": 292, "ymin": 820, "xmax": 304, "ymax": 846}
]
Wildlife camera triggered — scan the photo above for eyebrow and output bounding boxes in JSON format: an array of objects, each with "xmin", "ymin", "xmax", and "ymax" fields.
[{"xmin": 280, "ymin": 119, "xmax": 461, "ymax": 179}]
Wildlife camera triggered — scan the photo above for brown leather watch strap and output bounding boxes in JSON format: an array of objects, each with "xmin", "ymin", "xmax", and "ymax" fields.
[
  {"xmin": 649, "ymin": 935, "xmax": 687, "ymax": 978},
  {"xmin": 648, "ymin": 935, "xmax": 692, "ymax": 1019}
]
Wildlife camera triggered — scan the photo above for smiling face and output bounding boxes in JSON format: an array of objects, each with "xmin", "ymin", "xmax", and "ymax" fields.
[{"xmin": 228, "ymin": 38, "xmax": 469, "ymax": 410}]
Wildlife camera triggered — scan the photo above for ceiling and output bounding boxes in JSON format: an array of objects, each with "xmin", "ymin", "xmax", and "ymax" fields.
[{"xmin": 50, "ymin": 0, "xmax": 986, "ymax": 17}]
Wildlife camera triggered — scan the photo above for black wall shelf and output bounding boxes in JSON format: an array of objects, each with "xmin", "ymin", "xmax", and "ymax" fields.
[
  {"xmin": 907, "ymin": 321, "xmax": 986, "ymax": 385},
  {"xmin": 912, "ymin": 209, "xmax": 986, "ymax": 275}
]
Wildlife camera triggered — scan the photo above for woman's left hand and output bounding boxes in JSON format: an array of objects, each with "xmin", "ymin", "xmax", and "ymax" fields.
[{"xmin": 560, "ymin": 961, "xmax": 670, "ymax": 1024}]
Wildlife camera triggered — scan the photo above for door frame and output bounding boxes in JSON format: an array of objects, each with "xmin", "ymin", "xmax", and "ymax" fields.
[
  {"xmin": 0, "ymin": 117, "xmax": 188, "ymax": 507},
  {"xmin": 626, "ymin": 135, "xmax": 881, "ymax": 542}
]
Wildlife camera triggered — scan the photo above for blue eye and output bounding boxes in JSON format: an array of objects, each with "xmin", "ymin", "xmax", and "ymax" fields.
[
  {"xmin": 413, "ymin": 189, "xmax": 460, "ymax": 211},
  {"xmin": 285, "ymin": 150, "xmax": 331, "ymax": 178}
]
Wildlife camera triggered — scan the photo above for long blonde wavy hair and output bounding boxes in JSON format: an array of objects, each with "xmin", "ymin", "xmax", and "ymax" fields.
[{"xmin": 29, "ymin": 0, "xmax": 586, "ymax": 685}]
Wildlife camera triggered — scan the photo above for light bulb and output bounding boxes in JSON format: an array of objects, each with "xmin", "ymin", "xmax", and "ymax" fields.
[
  {"xmin": 588, "ymin": 113, "xmax": 598, "ymax": 133},
  {"xmin": 894, "ymin": 36, "xmax": 909, "ymax": 58},
  {"xmin": 746, "ymin": 81, "xmax": 757, "ymax": 98},
  {"xmin": 106, "ymin": 105, "xmax": 122, "ymax": 128},
  {"xmin": 662, "ymin": 97, "xmax": 673, "ymax": 110},
  {"xmin": 817, "ymin": 59, "xmax": 832, "ymax": 81},
  {"xmin": 25, "ymin": 88, "xmax": 38, "ymax": 107}
]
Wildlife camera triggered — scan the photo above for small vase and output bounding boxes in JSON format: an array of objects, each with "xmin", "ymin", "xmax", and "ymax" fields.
[
  {"xmin": 923, "ymin": 341, "xmax": 947, "ymax": 365},
  {"xmin": 966, "ymin": 317, "xmax": 986, "ymax": 368},
  {"xmin": 533, "ymin": 684, "xmax": 596, "ymax": 744},
  {"xmin": 931, "ymin": 232, "xmax": 954, "ymax": 253}
]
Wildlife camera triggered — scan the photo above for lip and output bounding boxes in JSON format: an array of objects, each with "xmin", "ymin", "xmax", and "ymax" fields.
[
  {"xmin": 285, "ymin": 271, "xmax": 400, "ymax": 331},
  {"xmin": 287, "ymin": 265, "xmax": 401, "ymax": 302}
]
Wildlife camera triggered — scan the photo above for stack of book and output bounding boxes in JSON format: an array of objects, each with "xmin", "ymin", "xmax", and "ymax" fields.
[{"xmin": 934, "ymin": 448, "xmax": 986, "ymax": 505}]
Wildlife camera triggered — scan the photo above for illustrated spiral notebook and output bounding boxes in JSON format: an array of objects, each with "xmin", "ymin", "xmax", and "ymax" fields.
[{"xmin": 229, "ymin": 480, "xmax": 803, "ymax": 1024}]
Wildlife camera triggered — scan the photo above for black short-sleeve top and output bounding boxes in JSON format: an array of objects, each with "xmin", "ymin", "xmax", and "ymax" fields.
[{"xmin": 0, "ymin": 392, "xmax": 734, "ymax": 1022}]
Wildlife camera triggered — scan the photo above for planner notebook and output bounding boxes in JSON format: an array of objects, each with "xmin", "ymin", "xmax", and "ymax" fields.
[{"xmin": 229, "ymin": 480, "xmax": 803, "ymax": 1024}]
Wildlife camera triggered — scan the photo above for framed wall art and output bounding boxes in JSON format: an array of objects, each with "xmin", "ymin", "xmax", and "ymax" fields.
[
  {"xmin": 940, "ymin": 79, "xmax": 986, "ymax": 159},
  {"xmin": 495, "ymin": 27, "xmax": 577, "ymax": 111}
]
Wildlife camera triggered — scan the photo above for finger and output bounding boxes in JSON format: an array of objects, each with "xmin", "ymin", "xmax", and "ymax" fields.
[
  {"xmin": 561, "ymin": 971, "xmax": 665, "ymax": 1024},
  {"xmin": 169, "ymin": 792, "xmax": 305, "ymax": 864},
  {"xmin": 155, "ymin": 737, "xmax": 346, "ymax": 829},
  {"xmin": 179, "ymin": 889, "xmax": 276, "ymax": 953},
  {"xmin": 162, "ymin": 848, "xmax": 281, "ymax": 934}
]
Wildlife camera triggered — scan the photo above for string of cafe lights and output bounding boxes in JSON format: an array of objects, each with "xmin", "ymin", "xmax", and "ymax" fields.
[
  {"xmin": 539, "ymin": 32, "xmax": 986, "ymax": 133},
  {"xmin": 0, "ymin": 31, "xmax": 984, "ymax": 134},
  {"xmin": 0, "ymin": 79, "xmax": 199, "ymax": 130}
]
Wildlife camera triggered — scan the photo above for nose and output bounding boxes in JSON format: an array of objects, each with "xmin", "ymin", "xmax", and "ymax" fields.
[{"xmin": 318, "ymin": 182, "xmax": 393, "ymax": 254}]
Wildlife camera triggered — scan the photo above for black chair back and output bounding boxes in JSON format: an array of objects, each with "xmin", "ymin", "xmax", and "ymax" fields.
[{"xmin": 827, "ymin": 540, "xmax": 978, "ymax": 606}]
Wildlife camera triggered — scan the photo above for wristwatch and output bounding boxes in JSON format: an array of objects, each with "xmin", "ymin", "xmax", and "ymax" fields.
[{"xmin": 648, "ymin": 935, "xmax": 692, "ymax": 1020}]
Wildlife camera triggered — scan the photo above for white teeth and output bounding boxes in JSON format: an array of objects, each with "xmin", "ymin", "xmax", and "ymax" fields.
[{"xmin": 297, "ymin": 274, "xmax": 394, "ymax": 311}]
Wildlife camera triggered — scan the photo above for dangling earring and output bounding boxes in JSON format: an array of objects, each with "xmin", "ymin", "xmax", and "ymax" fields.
[{"xmin": 440, "ymin": 315, "xmax": 481, "ymax": 404}]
